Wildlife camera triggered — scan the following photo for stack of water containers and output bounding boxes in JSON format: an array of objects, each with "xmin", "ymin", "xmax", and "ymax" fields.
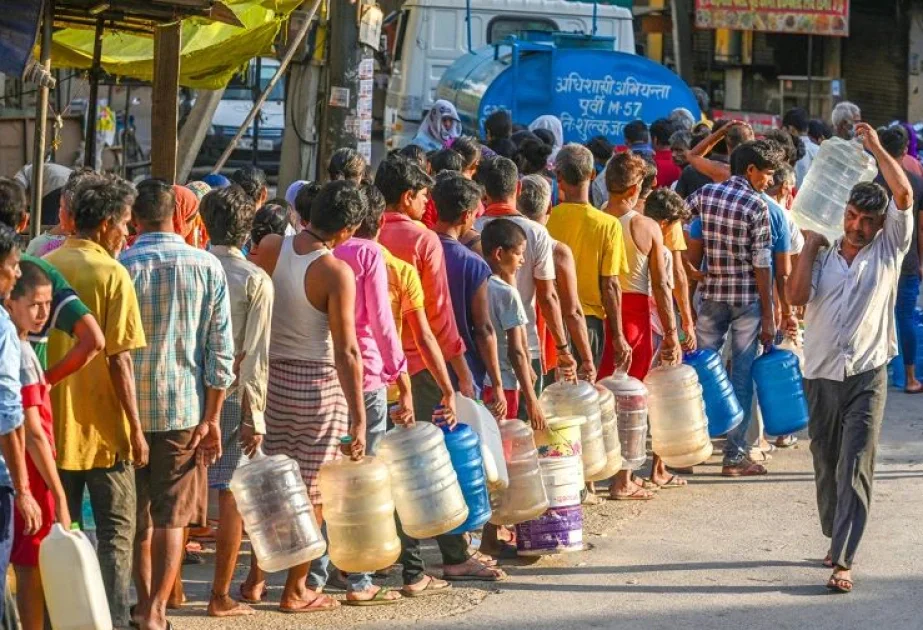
[
  {"xmin": 230, "ymin": 449, "xmax": 326, "ymax": 572},
  {"xmin": 593, "ymin": 385, "xmax": 622, "ymax": 479},
  {"xmin": 791, "ymin": 136, "xmax": 878, "ymax": 242},
  {"xmin": 645, "ymin": 365, "xmax": 713, "ymax": 468},
  {"xmin": 490, "ymin": 419, "xmax": 549, "ymax": 525},
  {"xmin": 318, "ymin": 456, "xmax": 401, "ymax": 573},
  {"xmin": 598, "ymin": 371, "xmax": 649, "ymax": 471},
  {"xmin": 684, "ymin": 349, "xmax": 743, "ymax": 437},
  {"xmin": 753, "ymin": 346, "xmax": 810, "ymax": 436},
  {"xmin": 378, "ymin": 423, "xmax": 469, "ymax": 538}
]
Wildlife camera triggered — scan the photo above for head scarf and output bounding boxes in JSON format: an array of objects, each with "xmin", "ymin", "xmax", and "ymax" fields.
[
  {"xmin": 172, "ymin": 184, "xmax": 205, "ymax": 247},
  {"xmin": 285, "ymin": 180, "xmax": 311, "ymax": 208},
  {"xmin": 422, "ymin": 100, "xmax": 462, "ymax": 145},
  {"xmin": 528, "ymin": 115, "xmax": 564, "ymax": 161},
  {"xmin": 202, "ymin": 173, "xmax": 231, "ymax": 189},
  {"xmin": 903, "ymin": 122, "xmax": 919, "ymax": 159},
  {"xmin": 185, "ymin": 181, "xmax": 211, "ymax": 200}
]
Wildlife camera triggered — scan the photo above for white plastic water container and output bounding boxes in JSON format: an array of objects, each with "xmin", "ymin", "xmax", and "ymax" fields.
[
  {"xmin": 791, "ymin": 137, "xmax": 878, "ymax": 242},
  {"xmin": 455, "ymin": 393, "xmax": 508, "ymax": 490},
  {"xmin": 40, "ymin": 524, "xmax": 113, "ymax": 630}
]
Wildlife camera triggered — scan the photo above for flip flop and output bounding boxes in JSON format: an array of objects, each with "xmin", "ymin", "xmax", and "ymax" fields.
[
  {"xmin": 826, "ymin": 575, "xmax": 853, "ymax": 594},
  {"xmin": 344, "ymin": 587, "xmax": 402, "ymax": 607},
  {"xmin": 279, "ymin": 594, "xmax": 340, "ymax": 614},
  {"xmin": 775, "ymin": 435, "xmax": 798, "ymax": 448},
  {"xmin": 610, "ymin": 487, "xmax": 655, "ymax": 501},
  {"xmin": 400, "ymin": 576, "xmax": 453, "ymax": 598},
  {"xmin": 632, "ymin": 476, "xmax": 660, "ymax": 491},
  {"xmin": 443, "ymin": 560, "xmax": 507, "ymax": 582},
  {"xmin": 655, "ymin": 474, "xmax": 687, "ymax": 489}
]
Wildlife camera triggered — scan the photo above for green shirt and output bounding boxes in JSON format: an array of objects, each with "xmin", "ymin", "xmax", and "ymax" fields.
[{"xmin": 23, "ymin": 253, "xmax": 92, "ymax": 368}]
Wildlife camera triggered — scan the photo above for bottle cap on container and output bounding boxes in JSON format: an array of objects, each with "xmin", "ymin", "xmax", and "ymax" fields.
[
  {"xmin": 70, "ymin": 522, "xmax": 81, "ymax": 531},
  {"xmin": 339, "ymin": 435, "xmax": 353, "ymax": 445}
]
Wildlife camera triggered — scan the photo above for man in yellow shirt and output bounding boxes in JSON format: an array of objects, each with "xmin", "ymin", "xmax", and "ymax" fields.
[
  {"xmin": 546, "ymin": 144, "xmax": 631, "ymax": 369},
  {"xmin": 45, "ymin": 178, "xmax": 148, "ymax": 629}
]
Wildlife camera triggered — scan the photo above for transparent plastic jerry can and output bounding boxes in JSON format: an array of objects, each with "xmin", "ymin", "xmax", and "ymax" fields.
[
  {"xmin": 40, "ymin": 524, "xmax": 113, "ymax": 630},
  {"xmin": 378, "ymin": 422, "xmax": 468, "ymax": 538},
  {"xmin": 318, "ymin": 456, "xmax": 400, "ymax": 573},
  {"xmin": 539, "ymin": 380, "xmax": 607, "ymax": 478},
  {"xmin": 230, "ymin": 448, "xmax": 326, "ymax": 573},
  {"xmin": 645, "ymin": 365, "xmax": 713, "ymax": 468},
  {"xmin": 598, "ymin": 371, "xmax": 649, "ymax": 471},
  {"xmin": 791, "ymin": 137, "xmax": 878, "ymax": 242},
  {"xmin": 590, "ymin": 384, "xmax": 622, "ymax": 480},
  {"xmin": 490, "ymin": 419, "xmax": 549, "ymax": 525}
]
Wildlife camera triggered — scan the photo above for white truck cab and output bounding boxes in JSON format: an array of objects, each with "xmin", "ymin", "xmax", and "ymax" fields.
[{"xmin": 384, "ymin": 0, "xmax": 635, "ymax": 149}]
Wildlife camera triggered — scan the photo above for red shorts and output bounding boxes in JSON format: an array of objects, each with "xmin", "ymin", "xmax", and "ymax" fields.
[
  {"xmin": 597, "ymin": 292, "xmax": 653, "ymax": 382},
  {"xmin": 11, "ymin": 457, "xmax": 55, "ymax": 567},
  {"xmin": 482, "ymin": 387, "xmax": 520, "ymax": 420}
]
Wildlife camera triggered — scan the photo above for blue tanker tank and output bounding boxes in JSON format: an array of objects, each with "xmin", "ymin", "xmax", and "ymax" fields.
[{"xmin": 437, "ymin": 31, "xmax": 701, "ymax": 145}]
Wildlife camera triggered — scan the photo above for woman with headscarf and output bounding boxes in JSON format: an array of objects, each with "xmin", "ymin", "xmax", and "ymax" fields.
[
  {"xmin": 411, "ymin": 99, "xmax": 462, "ymax": 151},
  {"xmin": 173, "ymin": 183, "xmax": 207, "ymax": 248},
  {"xmin": 528, "ymin": 115, "xmax": 564, "ymax": 163}
]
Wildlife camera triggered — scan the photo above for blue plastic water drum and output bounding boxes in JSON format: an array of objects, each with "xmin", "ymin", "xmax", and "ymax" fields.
[
  {"xmin": 683, "ymin": 349, "xmax": 743, "ymax": 437},
  {"xmin": 753, "ymin": 347, "xmax": 809, "ymax": 436},
  {"xmin": 441, "ymin": 424, "xmax": 491, "ymax": 535}
]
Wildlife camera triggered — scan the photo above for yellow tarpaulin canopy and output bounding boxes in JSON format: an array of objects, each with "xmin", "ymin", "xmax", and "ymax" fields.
[{"xmin": 50, "ymin": 0, "xmax": 304, "ymax": 89}]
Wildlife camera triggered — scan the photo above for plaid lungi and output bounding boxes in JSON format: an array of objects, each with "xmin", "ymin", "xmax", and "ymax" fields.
[{"xmin": 208, "ymin": 390, "xmax": 249, "ymax": 490}]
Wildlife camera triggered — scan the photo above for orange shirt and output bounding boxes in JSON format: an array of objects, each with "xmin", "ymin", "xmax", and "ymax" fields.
[{"xmin": 379, "ymin": 212, "xmax": 466, "ymax": 375}]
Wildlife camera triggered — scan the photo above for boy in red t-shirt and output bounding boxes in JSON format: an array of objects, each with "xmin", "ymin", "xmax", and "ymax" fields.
[{"xmin": 7, "ymin": 261, "xmax": 70, "ymax": 630}]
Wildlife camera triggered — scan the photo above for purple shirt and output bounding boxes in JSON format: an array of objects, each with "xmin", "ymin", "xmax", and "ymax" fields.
[{"xmin": 334, "ymin": 238, "xmax": 407, "ymax": 392}]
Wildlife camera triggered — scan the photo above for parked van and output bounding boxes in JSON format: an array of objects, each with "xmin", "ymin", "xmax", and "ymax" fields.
[
  {"xmin": 196, "ymin": 57, "xmax": 285, "ymax": 174},
  {"xmin": 384, "ymin": 0, "xmax": 635, "ymax": 149}
]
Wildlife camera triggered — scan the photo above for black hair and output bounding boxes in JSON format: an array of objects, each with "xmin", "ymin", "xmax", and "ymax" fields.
[
  {"xmin": 0, "ymin": 178, "xmax": 27, "ymax": 230},
  {"xmin": 763, "ymin": 129, "xmax": 801, "ymax": 166},
  {"xmin": 511, "ymin": 130, "xmax": 538, "ymax": 147},
  {"xmin": 431, "ymin": 171, "xmax": 483, "ymax": 225},
  {"xmin": 293, "ymin": 181, "xmax": 324, "ymax": 222},
  {"xmin": 63, "ymin": 167, "xmax": 107, "ymax": 212},
  {"xmin": 397, "ymin": 144, "xmax": 428, "ymax": 171},
  {"xmin": 639, "ymin": 158, "xmax": 658, "ymax": 198},
  {"xmin": 133, "ymin": 179, "xmax": 174, "ymax": 224},
  {"xmin": 532, "ymin": 128, "xmax": 556, "ymax": 149},
  {"xmin": 848, "ymin": 182, "xmax": 889, "ymax": 215},
  {"xmin": 74, "ymin": 176, "xmax": 137, "ymax": 231},
  {"xmin": 230, "ymin": 166, "xmax": 268, "ymax": 202},
  {"xmin": 624, "ymin": 120, "xmax": 650, "ymax": 145},
  {"xmin": 200, "ymin": 185, "xmax": 255, "ymax": 248},
  {"xmin": 328, "ymin": 147, "xmax": 368, "ymax": 182},
  {"xmin": 726, "ymin": 122, "xmax": 753, "ymax": 152},
  {"xmin": 430, "ymin": 149, "xmax": 464, "ymax": 175},
  {"xmin": 309, "ymin": 180, "xmax": 367, "ymax": 234},
  {"xmin": 0, "ymin": 224, "xmax": 17, "ymax": 267},
  {"xmin": 484, "ymin": 110, "xmax": 512, "ymax": 140},
  {"xmin": 730, "ymin": 140, "xmax": 786, "ymax": 177},
  {"xmin": 879, "ymin": 127, "xmax": 909, "ymax": 159},
  {"xmin": 477, "ymin": 156, "xmax": 519, "ymax": 200},
  {"xmin": 451, "ymin": 136, "xmax": 482, "ymax": 170},
  {"xmin": 515, "ymin": 136, "xmax": 553, "ymax": 176},
  {"xmin": 644, "ymin": 188, "xmax": 691, "ymax": 224},
  {"xmin": 481, "ymin": 217, "xmax": 527, "ymax": 259},
  {"xmin": 782, "ymin": 107, "xmax": 810, "ymax": 133},
  {"xmin": 355, "ymin": 183, "xmax": 386, "ymax": 239},
  {"xmin": 10, "ymin": 259, "xmax": 51, "ymax": 300},
  {"xmin": 488, "ymin": 137, "xmax": 519, "ymax": 160},
  {"xmin": 251, "ymin": 203, "xmax": 289, "ymax": 246},
  {"xmin": 374, "ymin": 155, "xmax": 435, "ymax": 206},
  {"xmin": 586, "ymin": 136, "xmax": 614, "ymax": 163},
  {"xmin": 649, "ymin": 118, "xmax": 675, "ymax": 146},
  {"xmin": 808, "ymin": 119, "xmax": 832, "ymax": 142}
]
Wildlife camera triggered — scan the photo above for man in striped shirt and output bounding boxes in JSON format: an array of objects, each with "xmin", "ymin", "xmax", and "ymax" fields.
[{"xmin": 121, "ymin": 180, "xmax": 235, "ymax": 630}]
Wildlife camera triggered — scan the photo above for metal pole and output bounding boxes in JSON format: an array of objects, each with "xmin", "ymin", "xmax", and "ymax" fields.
[
  {"xmin": 252, "ymin": 56, "xmax": 261, "ymax": 166},
  {"xmin": 806, "ymin": 35, "xmax": 814, "ymax": 116},
  {"xmin": 29, "ymin": 0, "xmax": 53, "ymax": 240},
  {"xmin": 84, "ymin": 18, "xmax": 105, "ymax": 169},
  {"xmin": 213, "ymin": 0, "xmax": 323, "ymax": 173}
]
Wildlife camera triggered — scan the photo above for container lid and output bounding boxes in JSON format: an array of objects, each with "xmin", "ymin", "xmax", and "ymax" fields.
[
  {"xmin": 379, "ymin": 421, "xmax": 444, "ymax": 458},
  {"xmin": 545, "ymin": 414, "xmax": 586, "ymax": 430},
  {"xmin": 539, "ymin": 380, "xmax": 599, "ymax": 415},
  {"xmin": 598, "ymin": 371, "xmax": 647, "ymax": 397}
]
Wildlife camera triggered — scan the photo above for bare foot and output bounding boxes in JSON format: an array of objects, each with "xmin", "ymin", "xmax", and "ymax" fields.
[
  {"xmin": 239, "ymin": 579, "xmax": 266, "ymax": 604},
  {"xmin": 207, "ymin": 592, "xmax": 255, "ymax": 617},
  {"xmin": 905, "ymin": 379, "xmax": 923, "ymax": 393}
]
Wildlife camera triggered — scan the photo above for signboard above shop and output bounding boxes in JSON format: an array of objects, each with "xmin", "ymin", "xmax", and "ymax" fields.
[{"xmin": 695, "ymin": 0, "xmax": 850, "ymax": 37}]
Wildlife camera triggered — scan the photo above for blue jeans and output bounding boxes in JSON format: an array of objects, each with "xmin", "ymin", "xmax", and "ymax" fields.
[
  {"xmin": 0, "ymin": 487, "xmax": 12, "ymax": 620},
  {"xmin": 696, "ymin": 299, "xmax": 762, "ymax": 465},
  {"xmin": 896, "ymin": 275, "xmax": 920, "ymax": 367},
  {"xmin": 309, "ymin": 387, "xmax": 388, "ymax": 592}
]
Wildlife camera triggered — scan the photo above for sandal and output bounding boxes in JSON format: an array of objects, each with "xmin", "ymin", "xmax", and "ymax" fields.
[
  {"xmin": 344, "ymin": 587, "xmax": 402, "ymax": 607},
  {"xmin": 400, "ymin": 575, "xmax": 452, "ymax": 598},
  {"xmin": 279, "ymin": 593, "xmax": 340, "ymax": 614},
  {"xmin": 632, "ymin": 476, "xmax": 660, "ymax": 491},
  {"xmin": 775, "ymin": 435, "xmax": 798, "ymax": 448},
  {"xmin": 721, "ymin": 460, "xmax": 768, "ymax": 477},
  {"xmin": 826, "ymin": 574, "xmax": 853, "ymax": 594},
  {"xmin": 443, "ymin": 559, "xmax": 507, "ymax": 582},
  {"xmin": 472, "ymin": 551, "xmax": 498, "ymax": 566},
  {"xmin": 655, "ymin": 474, "xmax": 687, "ymax": 489},
  {"xmin": 610, "ymin": 487, "xmax": 655, "ymax": 501}
]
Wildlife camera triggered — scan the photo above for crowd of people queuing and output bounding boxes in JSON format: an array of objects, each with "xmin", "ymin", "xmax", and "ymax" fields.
[{"xmin": 0, "ymin": 94, "xmax": 915, "ymax": 628}]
